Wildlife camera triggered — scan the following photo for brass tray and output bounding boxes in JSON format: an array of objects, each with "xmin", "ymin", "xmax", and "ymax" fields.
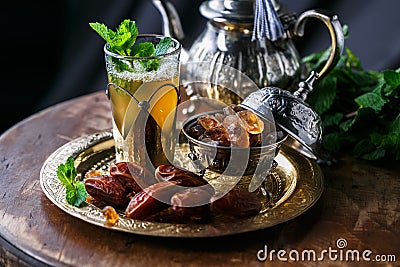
[{"xmin": 40, "ymin": 130, "xmax": 324, "ymax": 237}]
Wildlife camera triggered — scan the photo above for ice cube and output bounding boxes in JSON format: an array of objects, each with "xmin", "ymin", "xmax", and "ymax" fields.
[
  {"xmin": 223, "ymin": 105, "xmax": 236, "ymax": 116},
  {"xmin": 214, "ymin": 113, "xmax": 226, "ymax": 123},
  {"xmin": 222, "ymin": 115, "xmax": 250, "ymax": 148}
]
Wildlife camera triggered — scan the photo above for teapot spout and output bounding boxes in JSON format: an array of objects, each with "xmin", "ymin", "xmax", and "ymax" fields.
[
  {"xmin": 152, "ymin": 0, "xmax": 185, "ymax": 39},
  {"xmin": 152, "ymin": 0, "xmax": 188, "ymax": 62}
]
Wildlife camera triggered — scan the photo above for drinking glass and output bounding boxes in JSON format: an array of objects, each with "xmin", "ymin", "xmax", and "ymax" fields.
[{"xmin": 104, "ymin": 34, "xmax": 181, "ymax": 169}]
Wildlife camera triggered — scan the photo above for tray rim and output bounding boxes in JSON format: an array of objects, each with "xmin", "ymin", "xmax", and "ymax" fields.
[{"xmin": 40, "ymin": 130, "xmax": 324, "ymax": 238}]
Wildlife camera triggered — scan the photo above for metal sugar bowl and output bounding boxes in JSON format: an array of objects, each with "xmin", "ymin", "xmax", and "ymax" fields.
[{"xmin": 180, "ymin": 29, "xmax": 343, "ymax": 195}]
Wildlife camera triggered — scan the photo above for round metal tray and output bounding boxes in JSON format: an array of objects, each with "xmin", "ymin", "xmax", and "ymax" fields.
[{"xmin": 40, "ymin": 130, "xmax": 324, "ymax": 237}]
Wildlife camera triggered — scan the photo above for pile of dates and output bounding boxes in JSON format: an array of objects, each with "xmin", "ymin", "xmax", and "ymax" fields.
[
  {"xmin": 84, "ymin": 162, "xmax": 263, "ymax": 224},
  {"xmin": 186, "ymin": 104, "xmax": 276, "ymax": 148}
]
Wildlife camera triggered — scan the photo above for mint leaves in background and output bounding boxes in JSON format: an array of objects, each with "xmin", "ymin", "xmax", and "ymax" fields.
[{"xmin": 303, "ymin": 25, "xmax": 400, "ymax": 160}]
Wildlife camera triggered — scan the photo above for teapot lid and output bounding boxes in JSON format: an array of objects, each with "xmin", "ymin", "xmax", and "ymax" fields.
[{"xmin": 199, "ymin": 0, "xmax": 281, "ymax": 21}]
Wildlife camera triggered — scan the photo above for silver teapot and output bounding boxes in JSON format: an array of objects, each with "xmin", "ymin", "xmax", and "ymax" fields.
[{"xmin": 152, "ymin": 0, "xmax": 344, "ymax": 92}]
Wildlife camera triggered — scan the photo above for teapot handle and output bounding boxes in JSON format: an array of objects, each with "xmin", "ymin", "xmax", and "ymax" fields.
[{"xmin": 293, "ymin": 9, "xmax": 345, "ymax": 79}]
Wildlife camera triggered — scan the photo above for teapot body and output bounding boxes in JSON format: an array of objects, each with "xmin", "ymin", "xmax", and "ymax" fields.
[
  {"xmin": 188, "ymin": 19, "xmax": 302, "ymax": 90},
  {"xmin": 153, "ymin": 0, "xmax": 344, "ymax": 99}
]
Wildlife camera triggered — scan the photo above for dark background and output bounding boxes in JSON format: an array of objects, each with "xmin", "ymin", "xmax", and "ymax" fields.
[{"xmin": 1, "ymin": 0, "xmax": 400, "ymax": 134}]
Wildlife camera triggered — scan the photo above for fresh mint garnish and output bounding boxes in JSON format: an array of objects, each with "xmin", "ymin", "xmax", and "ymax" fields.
[
  {"xmin": 89, "ymin": 19, "xmax": 172, "ymax": 71},
  {"xmin": 89, "ymin": 19, "xmax": 138, "ymax": 56},
  {"xmin": 303, "ymin": 25, "xmax": 400, "ymax": 161},
  {"xmin": 131, "ymin": 42, "xmax": 155, "ymax": 57},
  {"xmin": 56, "ymin": 157, "xmax": 87, "ymax": 207},
  {"xmin": 154, "ymin": 37, "xmax": 172, "ymax": 56}
]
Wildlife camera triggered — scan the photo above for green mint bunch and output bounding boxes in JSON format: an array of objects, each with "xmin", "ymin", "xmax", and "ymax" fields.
[
  {"xmin": 303, "ymin": 25, "xmax": 400, "ymax": 161},
  {"xmin": 89, "ymin": 19, "xmax": 172, "ymax": 71},
  {"xmin": 56, "ymin": 157, "xmax": 87, "ymax": 207}
]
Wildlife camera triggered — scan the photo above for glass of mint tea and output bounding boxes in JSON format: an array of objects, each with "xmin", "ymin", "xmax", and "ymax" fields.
[{"xmin": 104, "ymin": 34, "xmax": 181, "ymax": 168}]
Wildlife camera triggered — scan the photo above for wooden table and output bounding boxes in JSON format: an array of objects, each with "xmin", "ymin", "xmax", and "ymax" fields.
[{"xmin": 0, "ymin": 92, "xmax": 399, "ymax": 266}]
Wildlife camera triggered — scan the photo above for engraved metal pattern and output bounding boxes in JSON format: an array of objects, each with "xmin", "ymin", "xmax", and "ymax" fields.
[
  {"xmin": 240, "ymin": 86, "xmax": 323, "ymax": 159},
  {"xmin": 40, "ymin": 130, "xmax": 324, "ymax": 237},
  {"xmin": 187, "ymin": 24, "xmax": 301, "ymax": 92}
]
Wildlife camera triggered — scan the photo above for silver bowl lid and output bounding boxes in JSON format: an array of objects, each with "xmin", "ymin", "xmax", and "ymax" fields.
[{"xmin": 240, "ymin": 72, "xmax": 322, "ymax": 160}]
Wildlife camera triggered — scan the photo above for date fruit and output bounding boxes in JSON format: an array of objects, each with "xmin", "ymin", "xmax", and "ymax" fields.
[
  {"xmin": 84, "ymin": 176, "xmax": 130, "ymax": 207},
  {"xmin": 125, "ymin": 181, "xmax": 182, "ymax": 220},
  {"xmin": 171, "ymin": 188, "xmax": 212, "ymax": 223},
  {"xmin": 155, "ymin": 165, "xmax": 207, "ymax": 186},
  {"xmin": 155, "ymin": 165, "xmax": 214, "ymax": 195},
  {"xmin": 210, "ymin": 189, "xmax": 261, "ymax": 218},
  {"xmin": 110, "ymin": 162, "xmax": 157, "ymax": 191}
]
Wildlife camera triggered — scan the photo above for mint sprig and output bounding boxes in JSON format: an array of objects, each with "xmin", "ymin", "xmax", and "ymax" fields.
[
  {"xmin": 89, "ymin": 19, "xmax": 138, "ymax": 56},
  {"xmin": 56, "ymin": 157, "xmax": 87, "ymax": 207},
  {"xmin": 303, "ymin": 25, "xmax": 400, "ymax": 161},
  {"xmin": 89, "ymin": 19, "xmax": 172, "ymax": 71}
]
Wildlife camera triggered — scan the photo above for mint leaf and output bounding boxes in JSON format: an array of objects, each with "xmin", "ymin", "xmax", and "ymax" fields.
[
  {"xmin": 303, "ymin": 49, "xmax": 330, "ymax": 73},
  {"xmin": 370, "ymin": 132, "xmax": 385, "ymax": 146},
  {"xmin": 346, "ymin": 70, "xmax": 379, "ymax": 88},
  {"xmin": 141, "ymin": 59, "xmax": 160, "ymax": 71},
  {"xmin": 345, "ymin": 47, "xmax": 362, "ymax": 70},
  {"xmin": 353, "ymin": 137, "xmax": 386, "ymax": 160},
  {"xmin": 384, "ymin": 69, "xmax": 400, "ymax": 88},
  {"xmin": 342, "ymin": 25, "xmax": 349, "ymax": 39},
  {"xmin": 66, "ymin": 188, "xmax": 77, "ymax": 206},
  {"xmin": 307, "ymin": 76, "xmax": 337, "ymax": 114},
  {"xmin": 323, "ymin": 113, "xmax": 343, "ymax": 127},
  {"xmin": 56, "ymin": 156, "xmax": 87, "ymax": 207},
  {"xmin": 66, "ymin": 157, "xmax": 77, "ymax": 179},
  {"xmin": 381, "ymin": 115, "xmax": 400, "ymax": 150},
  {"xmin": 116, "ymin": 19, "xmax": 138, "ymax": 53},
  {"xmin": 353, "ymin": 138, "xmax": 374, "ymax": 157},
  {"xmin": 131, "ymin": 39, "xmax": 172, "ymax": 71},
  {"xmin": 362, "ymin": 149, "xmax": 386, "ymax": 160},
  {"xmin": 382, "ymin": 70, "xmax": 400, "ymax": 96},
  {"xmin": 322, "ymin": 132, "xmax": 342, "ymax": 152},
  {"xmin": 74, "ymin": 182, "xmax": 88, "ymax": 207},
  {"xmin": 111, "ymin": 33, "xmax": 132, "ymax": 56},
  {"xmin": 390, "ymin": 114, "xmax": 400, "ymax": 132},
  {"xmin": 132, "ymin": 42, "xmax": 159, "ymax": 71},
  {"xmin": 89, "ymin": 22, "xmax": 111, "ymax": 44},
  {"xmin": 354, "ymin": 92, "xmax": 386, "ymax": 112},
  {"xmin": 339, "ymin": 118, "xmax": 354, "ymax": 132},
  {"xmin": 56, "ymin": 157, "xmax": 75, "ymax": 189},
  {"xmin": 154, "ymin": 37, "xmax": 172, "ymax": 56},
  {"xmin": 108, "ymin": 19, "xmax": 138, "ymax": 56},
  {"xmin": 90, "ymin": 19, "xmax": 139, "ymax": 57},
  {"xmin": 132, "ymin": 42, "xmax": 155, "ymax": 57},
  {"xmin": 112, "ymin": 58, "xmax": 132, "ymax": 72}
]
